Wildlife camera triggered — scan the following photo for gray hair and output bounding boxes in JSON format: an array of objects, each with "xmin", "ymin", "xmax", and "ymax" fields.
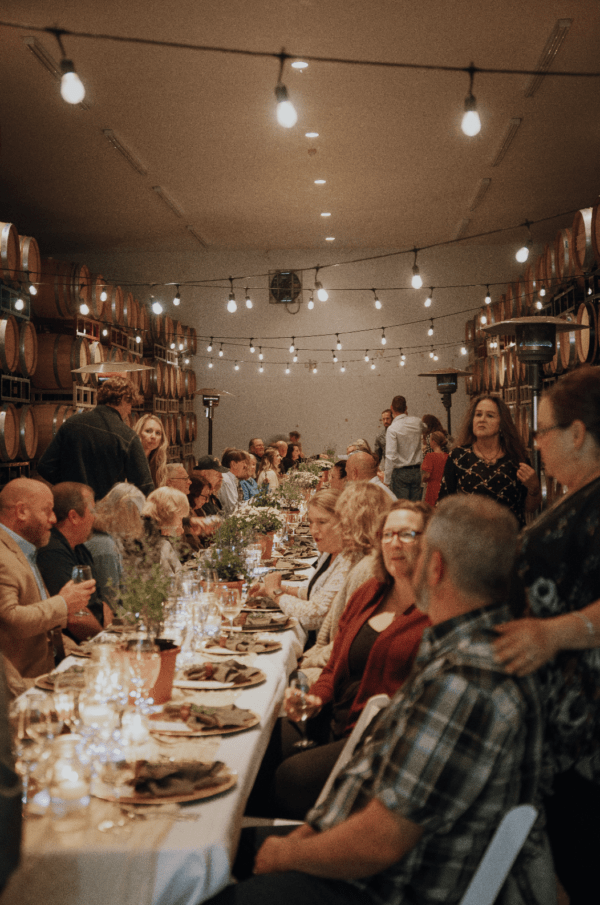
[{"xmin": 425, "ymin": 496, "xmax": 518, "ymax": 603}]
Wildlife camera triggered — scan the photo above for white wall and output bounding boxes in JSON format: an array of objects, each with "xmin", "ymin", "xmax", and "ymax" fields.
[{"xmin": 72, "ymin": 242, "xmax": 525, "ymax": 459}]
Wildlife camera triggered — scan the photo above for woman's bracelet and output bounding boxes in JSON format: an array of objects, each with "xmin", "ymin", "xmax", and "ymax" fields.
[{"xmin": 573, "ymin": 610, "xmax": 595, "ymax": 641}]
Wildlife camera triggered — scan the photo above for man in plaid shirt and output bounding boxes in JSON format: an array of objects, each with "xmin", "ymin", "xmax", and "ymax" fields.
[{"xmin": 211, "ymin": 496, "xmax": 553, "ymax": 905}]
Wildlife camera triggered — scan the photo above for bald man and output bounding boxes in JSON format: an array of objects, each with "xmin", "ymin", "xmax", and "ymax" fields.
[
  {"xmin": 0, "ymin": 478, "xmax": 95, "ymax": 679},
  {"xmin": 345, "ymin": 451, "xmax": 397, "ymax": 500}
]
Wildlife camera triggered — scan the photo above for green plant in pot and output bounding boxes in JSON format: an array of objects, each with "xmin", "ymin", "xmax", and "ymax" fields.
[
  {"xmin": 202, "ymin": 546, "xmax": 251, "ymax": 583},
  {"xmin": 116, "ymin": 538, "xmax": 174, "ymax": 638},
  {"xmin": 272, "ymin": 480, "xmax": 305, "ymax": 510}
]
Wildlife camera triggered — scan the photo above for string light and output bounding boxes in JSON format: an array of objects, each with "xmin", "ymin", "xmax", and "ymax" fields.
[
  {"xmin": 219, "ymin": 343, "xmax": 224, "ymax": 357},
  {"xmin": 425, "ymin": 288, "xmax": 433, "ymax": 308},
  {"xmin": 370, "ymin": 362, "xmax": 376, "ymax": 370},
  {"xmin": 429, "ymin": 346, "xmax": 435, "ymax": 359},
  {"xmin": 515, "ymin": 221, "xmax": 533, "ymax": 263},
  {"xmin": 399, "ymin": 348, "xmax": 406, "ymax": 367},
  {"xmin": 78, "ymin": 302, "xmax": 89, "ymax": 315},
  {"xmin": 372, "ymin": 289, "xmax": 382, "ymax": 310},
  {"xmin": 135, "ymin": 335, "xmax": 142, "ymax": 344},
  {"xmin": 293, "ymin": 352, "xmax": 298, "ymax": 362},
  {"xmin": 184, "ymin": 356, "xmax": 190, "ymax": 364},
  {"xmin": 289, "ymin": 337, "xmax": 295, "ymax": 353},
  {"xmin": 461, "ymin": 345, "xmax": 468, "ymax": 355},
  {"xmin": 332, "ymin": 351, "xmax": 338, "ymax": 363},
  {"xmin": 249, "ymin": 339, "xmax": 255, "ymax": 352},
  {"xmin": 15, "ymin": 297, "xmax": 25, "ymax": 311},
  {"xmin": 340, "ymin": 364, "xmax": 346, "ymax": 372},
  {"xmin": 51, "ymin": 30, "xmax": 86, "ymax": 105},
  {"xmin": 480, "ymin": 312, "xmax": 487, "ymax": 324},
  {"xmin": 381, "ymin": 328, "xmax": 386, "ymax": 345},
  {"xmin": 234, "ymin": 361, "xmax": 239, "ymax": 370},
  {"xmin": 307, "ymin": 292, "xmax": 315, "ymax": 310},
  {"xmin": 315, "ymin": 266, "xmax": 328, "ymax": 301},
  {"xmin": 208, "ymin": 359, "xmax": 213, "ymax": 368},
  {"xmin": 539, "ymin": 287, "xmax": 546, "ymax": 297},
  {"xmin": 411, "ymin": 249, "xmax": 423, "ymax": 289},
  {"xmin": 173, "ymin": 285, "xmax": 181, "ymax": 306},
  {"xmin": 259, "ymin": 364, "xmax": 264, "ymax": 373},
  {"xmin": 151, "ymin": 297, "xmax": 163, "ymax": 314},
  {"xmin": 588, "ymin": 286, "xmax": 593, "ymax": 296},
  {"xmin": 461, "ymin": 64, "xmax": 481, "ymax": 136},
  {"xmin": 170, "ymin": 340, "xmax": 176, "ymax": 349},
  {"xmin": 227, "ymin": 277, "xmax": 237, "ymax": 313},
  {"xmin": 245, "ymin": 286, "xmax": 253, "ymax": 309},
  {"xmin": 312, "ymin": 365, "xmax": 318, "ymax": 374},
  {"xmin": 485, "ymin": 285, "xmax": 491, "ymax": 304},
  {"xmin": 285, "ymin": 363, "xmax": 290, "ymax": 374},
  {"xmin": 207, "ymin": 337, "xmax": 213, "ymax": 352},
  {"xmin": 535, "ymin": 299, "xmax": 543, "ymax": 309},
  {"xmin": 364, "ymin": 350, "xmax": 370, "ymax": 362},
  {"xmin": 102, "ymin": 328, "xmax": 108, "ymax": 337},
  {"xmin": 259, "ymin": 347, "xmax": 263, "ymax": 360},
  {"xmin": 100, "ymin": 287, "xmax": 108, "ymax": 302},
  {"xmin": 336, "ymin": 334, "xmax": 342, "ymax": 350},
  {"xmin": 428, "ymin": 318, "xmax": 434, "ymax": 337},
  {"xmin": 275, "ymin": 51, "xmax": 298, "ymax": 128},
  {"xmin": 28, "ymin": 284, "xmax": 37, "ymax": 296}
]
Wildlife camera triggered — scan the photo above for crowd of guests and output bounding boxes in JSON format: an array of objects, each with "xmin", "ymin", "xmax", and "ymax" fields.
[{"xmin": 1, "ymin": 371, "xmax": 600, "ymax": 904}]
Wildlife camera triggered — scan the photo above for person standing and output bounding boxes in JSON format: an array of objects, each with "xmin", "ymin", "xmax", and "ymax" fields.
[
  {"xmin": 421, "ymin": 431, "xmax": 449, "ymax": 506},
  {"xmin": 374, "ymin": 409, "xmax": 393, "ymax": 466},
  {"xmin": 37, "ymin": 377, "xmax": 153, "ymax": 500},
  {"xmin": 384, "ymin": 396, "xmax": 424, "ymax": 501}
]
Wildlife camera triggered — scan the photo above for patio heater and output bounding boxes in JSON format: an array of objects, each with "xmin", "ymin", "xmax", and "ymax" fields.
[{"xmin": 417, "ymin": 368, "xmax": 471, "ymax": 435}]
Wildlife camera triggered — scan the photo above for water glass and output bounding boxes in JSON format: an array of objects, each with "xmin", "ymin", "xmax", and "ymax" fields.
[
  {"xmin": 219, "ymin": 587, "xmax": 243, "ymax": 632},
  {"xmin": 48, "ymin": 735, "xmax": 91, "ymax": 832},
  {"xmin": 201, "ymin": 601, "xmax": 222, "ymax": 648}
]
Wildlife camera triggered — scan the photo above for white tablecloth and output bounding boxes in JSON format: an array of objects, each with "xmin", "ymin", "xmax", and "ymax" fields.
[{"xmin": 2, "ymin": 625, "xmax": 304, "ymax": 905}]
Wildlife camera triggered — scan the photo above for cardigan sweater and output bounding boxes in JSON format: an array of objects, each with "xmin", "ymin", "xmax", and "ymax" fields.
[{"xmin": 310, "ymin": 577, "xmax": 429, "ymax": 734}]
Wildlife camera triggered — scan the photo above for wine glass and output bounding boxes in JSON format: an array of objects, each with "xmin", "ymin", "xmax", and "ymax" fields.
[
  {"xmin": 219, "ymin": 587, "xmax": 243, "ymax": 633},
  {"xmin": 25, "ymin": 692, "xmax": 64, "ymax": 743},
  {"xmin": 72, "ymin": 565, "xmax": 93, "ymax": 618},
  {"xmin": 125, "ymin": 638, "xmax": 161, "ymax": 709},
  {"xmin": 200, "ymin": 601, "xmax": 222, "ymax": 649},
  {"xmin": 288, "ymin": 671, "xmax": 316, "ymax": 749},
  {"xmin": 10, "ymin": 699, "xmax": 44, "ymax": 808}
]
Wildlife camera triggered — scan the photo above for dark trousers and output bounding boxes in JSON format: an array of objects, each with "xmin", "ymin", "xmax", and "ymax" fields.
[
  {"xmin": 390, "ymin": 466, "xmax": 422, "ymax": 501},
  {"xmin": 208, "ymin": 867, "xmax": 368, "ymax": 905},
  {"xmin": 545, "ymin": 768, "xmax": 600, "ymax": 905}
]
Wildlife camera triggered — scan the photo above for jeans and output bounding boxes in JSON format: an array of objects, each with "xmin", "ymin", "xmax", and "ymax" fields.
[
  {"xmin": 208, "ymin": 867, "xmax": 369, "ymax": 905},
  {"xmin": 391, "ymin": 467, "xmax": 422, "ymax": 501}
]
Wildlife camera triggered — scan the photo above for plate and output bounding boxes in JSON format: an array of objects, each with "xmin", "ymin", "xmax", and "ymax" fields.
[
  {"xmin": 94, "ymin": 771, "xmax": 237, "ymax": 804},
  {"xmin": 174, "ymin": 668, "xmax": 266, "ymax": 689},
  {"xmin": 238, "ymin": 618, "xmax": 292, "ymax": 633},
  {"xmin": 204, "ymin": 639, "xmax": 282, "ymax": 655},
  {"xmin": 149, "ymin": 712, "xmax": 260, "ymax": 737}
]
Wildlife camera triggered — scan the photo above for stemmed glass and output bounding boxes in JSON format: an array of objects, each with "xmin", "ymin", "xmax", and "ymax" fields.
[
  {"xmin": 11, "ymin": 693, "xmax": 63, "ymax": 810},
  {"xmin": 288, "ymin": 670, "xmax": 316, "ymax": 749},
  {"xmin": 219, "ymin": 587, "xmax": 243, "ymax": 633},
  {"xmin": 125, "ymin": 638, "xmax": 161, "ymax": 709},
  {"xmin": 200, "ymin": 601, "xmax": 222, "ymax": 649},
  {"xmin": 72, "ymin": 565, "xmax": 93, "ymax": 618}
]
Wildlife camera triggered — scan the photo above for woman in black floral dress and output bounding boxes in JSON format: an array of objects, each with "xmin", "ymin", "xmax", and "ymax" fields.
[
  {"xmin": 438, "ymin": 395, "xmax": 540, "ymax": 525},
  {"xmin": 494, "ymin": 366, "xmax": 600, "ymax": 905}
]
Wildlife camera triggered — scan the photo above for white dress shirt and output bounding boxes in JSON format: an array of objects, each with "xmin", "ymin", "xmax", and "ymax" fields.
[{"xmin": 384, "ymin": 413, "xmax": 424, "ymax": 484}]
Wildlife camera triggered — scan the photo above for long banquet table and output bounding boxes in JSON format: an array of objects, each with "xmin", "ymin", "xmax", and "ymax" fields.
[{"xmin": 1, "ymin": 624, "xmax": 305, "ymax": 905}]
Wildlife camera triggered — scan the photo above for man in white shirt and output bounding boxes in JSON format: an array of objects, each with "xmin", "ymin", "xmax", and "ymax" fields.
[
  {"xmin": 384, "ymin": 396, "xmax": 424, "ymax": 501},
  {"xmin": 218, "ymin": 450, "xmax": 250, "ymax": 516},
  {"xmin": 346, "ymin": 451, "xmax": 397, "ymax": 501}
]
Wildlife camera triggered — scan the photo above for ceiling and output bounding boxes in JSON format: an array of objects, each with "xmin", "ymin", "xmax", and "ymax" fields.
[{"xmin": 0, "ymin": 0, "xmax": 599, "ymax": 260}]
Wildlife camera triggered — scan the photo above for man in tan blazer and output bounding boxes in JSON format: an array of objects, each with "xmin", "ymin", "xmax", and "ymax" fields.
[{"xmin": 0, "ymin": 478, "xmax": 95, "ymax": 680}]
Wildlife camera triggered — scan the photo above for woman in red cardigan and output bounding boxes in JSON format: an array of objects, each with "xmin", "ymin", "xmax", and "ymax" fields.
[{"xmin": 273, "ymin": 499, "xmax": 432, "ymax": 818}]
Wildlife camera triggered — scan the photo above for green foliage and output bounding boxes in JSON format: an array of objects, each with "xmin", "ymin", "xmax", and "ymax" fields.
[
  {"xmin": 117, "ymin": 537, "xmax": 174, "ymax": 629},
  {"xmin": 203, "ymin": 546, "xmax": 250, "ymax": 582}
]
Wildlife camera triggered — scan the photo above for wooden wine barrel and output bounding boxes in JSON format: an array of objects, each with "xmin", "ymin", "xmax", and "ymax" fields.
[
  {"xmin": 17, "ymin": 404, "xmax": 38, "ymax": 460},
  {"xmin": 498, "ymin": 351, "xmax": 507, "ymax": 388},
  {"xmin": 522, "ymin": 262, "xmax": 536, "ymax": 310},
  {"xmin": 517, "ymin": 405, "xmax": 531, "ymax": 448},
  {"xmin": 163, "ymin": 316, "xmax": 175, "ymax": 349},
  {"xmin": 576, "ymin": 301, "xmax": 597, "ymax": 364},
  {"xmin": 0, "ymin": 223, "xmax": 19, "ymax": 282},
  {"xmin": 138, "ymin": 364, "xmax": 150, "ymax": 397},
  {"xmin": 560, "ymin": 314, "xmax": 578, "ymax": 370},
  {"xmin": 174, "ymin": 366, "xmax": 185, "ymax": 398},
  {"xmin": 497, "ymin": 294, "xmax": 507, "ymax": 322},
  {"xmin": 18, "ymin": 235, "xmax": 41, "ymax": 287},
  {"xmin": 182, "ymin": 368, "xmax": 196, "ymax": 397},
  {"xmin": 506, "ymin": 349, "xmax": 516, "ymax": 387},
  {"xmin": 534, "ymin": 254, "xmax": 547, "ymax": 298},
  {"xmin": 147, "ymin": 360, "xmax": 165, "ymax": 397},
  {"xmin": 174, "ymin": 320, "xmax": 185, "ymax": 350},
  {"xmin": 175, "ymin": 413, "xmax": 185, "ymax": 445},
  {"xmin": 32, "ymin": 335, "xmax": 91, "ymax": 389},
  {"xmin": 187, "ymin": 412, "xmax": 197, "ymax": 442},
  {"xmin": 515, "ymin": 281, "xmax": 527, "ymax": 317},
  {"xmin": 122, "ymin": 291, "xmax": 134, "ymax": 329},
  {"xmin": 107, "ymin": 345, "xmax": 123, "ymax": 364},
  {"xmin": 31, "ymin": 260, "xmax": 73, "ymax": 319},
  {"xmin": 87, "ymin": 340, "xmax": 106, "ymax": 388},
  {"xmin": 549, "ymin": 330, "xmax": 563, "ymax": 375},
  {"xmin": 130, "ymin": 297, "xmax": 140, "ymax": 331},
  {"xmin": 16, "ymin": 320, "xmax": 38, "ymax": 378},
  {"xmin": 32, "ymin": 403, "xmax": 77, "ymax": 457},
  {"xmin": 188, "ymin": 326, "xmax": 197, "ymax": 355},
  {"xmin": 572, "ymin": 208, "xmax": 595, "ymax": 277},
  {"xmin": 125, "ymin": 352, "xmax": 139, "ymax": 390},
  {"xmin": 0, "ymin": 403, "xmax": 19, "ymax": 461},
  {"xmin": 71, "ymin": 263, "xmax": 92, "ymax": 311},
  {"xmin": 149, "ymin": 314, "xmax": 165, "ymax": 345},
  {"xmin": 591, "ymin": 202, "xmax": 600, "ymax": 268},
  {"xmin": 138, "ymin": 305, "xmax": 150, "ymax": 340},
  {"xmin": 465, "ymin": 317, "xmax": 476, "ymax": 344},
  {"xmin": 543, "ymin": 242, "xmax": 557, "ymax": 293},
  {"xmin": 0, "ymin": 315, "xmax": 19, "ymax": 373},
  {"xmin": 555, "ymin": 228, "xmax": 574, "ymax": 285},
  {"xmin": 166, "ymin": 364, "xmax": 177, "ymax": 398},
  {"xmin": 89, "ymin": 274, "xmax": 107, "ymax": 320},
  {"xmin": 104, "ymin": 285, "xmax": 124, "ymax": 325},
  {"xmin": 505, "ymin": 284, "xmax": 516, "ymax": 319}
]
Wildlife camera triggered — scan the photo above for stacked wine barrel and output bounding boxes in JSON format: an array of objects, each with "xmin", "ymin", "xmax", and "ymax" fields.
[
  {"xmin": 0, "ymin": 219, "xmax": 198, "ymax": 484},
  {"xmin": 464, "ymin": 204, "xmax": 600, "ymax": 503}
]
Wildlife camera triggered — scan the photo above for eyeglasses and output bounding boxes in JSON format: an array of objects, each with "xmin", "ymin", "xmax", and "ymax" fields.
[
  {"xmin": 532, "ymin": 424, "xmax": 561, "ymax": 441},
  {"xmin": 381, "ymin": 529, "xmax": 423, "ymax": 544}
]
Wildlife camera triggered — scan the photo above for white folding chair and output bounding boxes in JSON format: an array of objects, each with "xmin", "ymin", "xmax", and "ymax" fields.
[{"xmin": 458, "ymin": 804, "xmax": 538, "ymax": 905}]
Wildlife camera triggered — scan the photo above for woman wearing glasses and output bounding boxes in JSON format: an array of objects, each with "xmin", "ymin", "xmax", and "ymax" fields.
[
  {"xmin": 438, "ymin": 394, "xmax": 540, "ymax": 526},
  {"xmin": 494, "ymin": 366, "xmax": 600, "ymax": 905},
  {"xmin": 272, "ymin": 500, "xmax": 432, "ymax": 819}
]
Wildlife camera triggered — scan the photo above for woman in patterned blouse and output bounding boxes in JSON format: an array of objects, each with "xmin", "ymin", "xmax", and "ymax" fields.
[{"xmin": 438, "ymin": 394, "xmax": 540, "ymax": 525}]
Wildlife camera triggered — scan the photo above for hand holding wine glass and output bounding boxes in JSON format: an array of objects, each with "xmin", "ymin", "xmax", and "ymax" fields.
[
  {"xmin": 63, "ymin": 566, "xmax": 96, "ymax": 618},
  {"xmin": 286, "ymin": 670, "xmax": 319, "ymax": 749}
]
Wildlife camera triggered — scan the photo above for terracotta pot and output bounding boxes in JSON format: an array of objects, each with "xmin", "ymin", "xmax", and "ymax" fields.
[
  {"xmin": 218, "ymin": 580, "xmax": 244, "ymax": 594},
  {"xmin": 259, "ymin": 533, "xmax": 275, "ymax": 560},
  {"xmin": 149, "ymin": 639, "xmax": 180, "ymax": 705}
]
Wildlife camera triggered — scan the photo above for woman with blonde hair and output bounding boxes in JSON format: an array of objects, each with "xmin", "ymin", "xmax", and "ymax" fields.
[
  {"xmin": 142, "ymin": 486, "xmax": 188, "ymax": 574},
  {"xmin": 256, "ymin": 446, "xmax": 282, "ymax": 491},
  {"xmin": 134, "ymin": 413, "xmax": 168, "ymax": 488}
]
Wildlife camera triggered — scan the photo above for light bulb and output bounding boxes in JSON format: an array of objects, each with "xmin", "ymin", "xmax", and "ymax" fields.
[
  {"xmin": 588, "ymin": 287, "xmax": 593, "ymax": 296},
  {"xmin": 275, "ymin": 84, "xmax": 298, "ymax": 128},
  {"xmin": 234, "ymin": 362, "xmax": 239, "ymax": 371},
  {"xmin": 516, "ymin": 244, "xmax": 530, "ymax": 263},
  {"xmin": 433, "ymin": 353, "xmax": 439, "ymax": 361},
  {"xmin": 461, "ymin": 346, "xmax": 467, "ymax": 355},
  {"xmin": 370, "ymin": 363, "xmax": 376, "ymax": 370},
  {"xmin": 289, "ymin": 339, "xmax": 295, "ymax": 353},
  {"xmin": 179, "ymin": 343, "xmax": 183, "ymax": 351},
  {"xmin": 245, "ymin": 289, "xmax": 252, "ymax": 309},
  {"xmin": 430, "ymin": 350, "xmax": 435, "ymax": 359},
  {"xmin": 152, "ymin": 300, "xmax": 163, "ymax": 314},
  {"xmin": 136, "ymin": 335, "xmax": 141, "ymax": 344},
  {"xmin": 425, "ymin": 289, "xmax": 433, "ymax": 308},
  {"xmin": 173, "ymin": 289, "xmax": 181, "ymax": 306},
  {"xmin": 208, "ymin": 360, "xmax": 213, "ymax": 368},
  {"xmin": 411, "ymin": 265, "xmax": 423, "ymax": 289},
  {"xmin": 485, "ymin": 287, "xmax": 491, "ymax": 304},
  {"xmin": 219, "ymin": 345, "xmax": 224, "ymax": 357},
  {"xmin": 60, "ymin": 61, "xmax": 85, "ymax": 104},
  {"xmin": 184, "ymin": 357, "xmax": 190, "ymax": 364},
  {"xmin": 15, "ymin": 298, "xmax": 25, "ymax": 311},
  {"xmin": 250, "ymin": 341, "xmax": 255, "ymax": 353},
  {"xmin": 400, "ymin": 359, "xmax": 405, "ymax": 367},
  {"xmin": 227, "ymin": 292, "xmax": 237, "ymax": 313},
  {"xmin": 293, "ymin": 353, "xmax": 298, "ymax": 362},
  {"xmin": 259, "ymin": 365, "xmax": 264, "ymax": 373},
  {"xmin": 540, "ymin": 287, "xmax": 546, "ymax": 297},
  {"xmin": 428, "ymin": 327, "xmax": 434, "ymax": 336},
  {"xmin": 481, "ymin": 314, "xmax": 487, "ymax": 325},
  {"xmin": 340, "ymin": 365, "xmax": 345, "ymax": 372},
  {"xmin": 285, "ymin": 364, "xmax": 290, "ymax": 374},
  {"xmin": 333, "ymin": 354, "xmax": 338, "ymax": 362},
  {"xmin": 102, "ymin": 328, "xmax": 108, "ymax": 337},
  {"xmin": 461, "ymin": 94, "xmax": 481, "ymax": 136},
  {"xmin": 381, "ymin": 333, "xmax": 386, "ymax": 345},
  {"xmin": 170, "ymin": 342, "xmax": 176, "ymax": 350},
  {"xmin": 312, "ymin": 366, "xmax": 317, "ymax": 374},
  {"xmin": 307, "ymin": 295, "xmax": 314, "ymax": 310},
  {"xmin": 536, "ymin": 300, "xmax": 543, "ymax": 310},
  {"xmin": 100, "ymin": 288, "xmax": 108, "ymax": 302},
  {"xmin": 259, "ymin": 349, "xmax": 263, "ymax": 360},
  {"xmin": 336, "ymin": 336, "xmax": 342, "ymax": 350},
  {"xmin": 316, "ymin": 283, "xmax": 328, "ymax": 302},
  {"xmin": 401, "ymin": 353, "xmax": 406, "ymax": 361},
  {"xmin": 365, "ymin": 351, "xmax": 369, "ymax": 362},
  {"xmin": 373, "ymin": 290, "xmax": 382, "ymax": 309},
  {"xmin": 207, "ymin": 339, "xmax": 213, "ymax": 352},
  {"xmin": 29, "ymin": 284, "xmax": 37, "ymax": 295}
]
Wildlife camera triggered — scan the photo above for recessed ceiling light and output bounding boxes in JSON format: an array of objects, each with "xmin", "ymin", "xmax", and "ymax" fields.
[
  {"xmin": 314, "ymin": 179, "xmax": 326, "ymax": 185},
  {"xmin": 321, "ymin": 212, "xmax": 331, "ymax": 217},
  {"xmin": 292, "ymin": 61, "xmax": 309, "ymax": 69},
  {"xmin": 305, "ymin": 132, "xmax": 319, "ymax": 138},
  {"xmin": 325, "ymin": 237, "xmax": 335, "ymax": 241}
]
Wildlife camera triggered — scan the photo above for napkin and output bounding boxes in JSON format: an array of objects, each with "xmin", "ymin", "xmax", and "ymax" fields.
[
  {"xmin": 183, "ymin": 660, "xmax": 263, "ymax": 685},
  {"xmin": 244, "ymin": 595, "xmax": 281, "ymax": 611},
  {"xmin": 237, "ymin": 612, "xmax": 288, "ymax": 629},
  {"xmin": 161, "ymin": 702, "xmax": 255, "ymax": 730},
  {"xmin": 47, "ymin": 663, "xmax": 86, "ymax": 689},
  {"xmin": 206, "ymin": 637, "xmax": 277, "ymax": 654},
  {"xmin": 133, "ymin": 760, "xmax": 227, "ymax": 797}
]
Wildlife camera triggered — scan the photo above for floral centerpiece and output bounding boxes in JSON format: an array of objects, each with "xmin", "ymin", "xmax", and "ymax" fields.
[
  {"xmin": 287, "ymin": 461, "xmax": 324, "ymax": 490},
  {"xmin": 116, "ymin": 538, "xmax": 174, "ymax": 636},
  {"xmin": 271, "ymin": 480, "xmax": 305, "ymax": 510},
  {"xmin": 237, "ymin": 503, "xmax": 285, "ymax": 535},
  {"xmin": 202, "ymin": 545, "xmax": 250, "ymax": 583}
]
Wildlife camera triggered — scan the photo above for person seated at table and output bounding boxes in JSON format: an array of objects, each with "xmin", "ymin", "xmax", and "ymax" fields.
[
  {"xmin": 194, "ymin": 455, "xmax": 227, "ymax": 516},
  {"xmin": 281, "ymin": 444, "xmax": 301, "ymax": 474},
  {"xmin": 256, "ymin": 447, "xmax": 282, "ymax": 491},
  {"xmin": 218, "ymin": 449, "xmax": 250, "ymax": 516},
  {"xmin": 288, "ymin": 430, "xmax": 305, "ymax": 459},
  {"xmin": 328, "ymin": 460, "xmax": 347, "ymax": 491},
  {"xmin": 240, "ymin": 454, "xmax": 260, "ymax": 501},
  {"xmin": 134, "ymin": 413, "xmax": 168, "ymax": 488},
  {"xmin": 346, "ymin": 438, "xmax": 373, "ymax": 455},
  {"xmin": 188, "ymin": 476, "xmax": 213, "ymax": 517},
  {"xmin": 268, "ymin": 499, "xmax": 432, "ymax": 819},
  {"xmin": 141, "ymin": 487, "xmax": 186, "ymax": 574}
]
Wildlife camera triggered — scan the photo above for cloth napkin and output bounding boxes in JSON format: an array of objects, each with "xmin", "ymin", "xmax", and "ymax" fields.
[
  {"xmin": 244, "ymin": 595, "xmax": 281, "ymax": 611},
  {"xmin": 133, "ymin": 760, "xmax": 227, "ymax": 797},
  {"xmin": 237, "ymin": 612, "xmax": 288, "ymax": 629},
  {"xmin": 183, "ymin": 660, "xmax": 263, "ymax": 685},
  {"xmin": 161, "ymin": 702, "xmax": 255, "ymax": 730},
  {"xmin": 206, "ymin": 637, "xmax": 277, "ymax": 654},
  {"xmin": 47, "ymin": 663, "xmax": 86, "ymax": 689}
]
